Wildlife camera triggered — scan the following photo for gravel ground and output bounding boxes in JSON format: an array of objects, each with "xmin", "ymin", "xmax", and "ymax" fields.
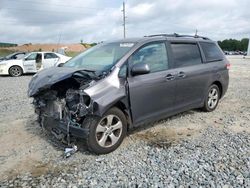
[{"xmin": 0, "ymin": 56, "xmax": 249, "ymax": 187}]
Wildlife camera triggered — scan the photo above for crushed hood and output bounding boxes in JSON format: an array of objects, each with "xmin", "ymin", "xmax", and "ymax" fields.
[{"xmin": 28, "ymin": 67, "xmax": 83, "ymax": 97}]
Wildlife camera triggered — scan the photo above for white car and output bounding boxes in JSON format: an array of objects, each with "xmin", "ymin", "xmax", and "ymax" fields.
[{"xmin": 0, "ymin": 52, "xmax": 71, "ymax": 77}]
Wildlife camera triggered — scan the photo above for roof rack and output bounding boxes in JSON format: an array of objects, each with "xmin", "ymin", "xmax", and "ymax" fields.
[{"xmin": 144, "ymin": 33, "xmax": 211, "ymax": 40}]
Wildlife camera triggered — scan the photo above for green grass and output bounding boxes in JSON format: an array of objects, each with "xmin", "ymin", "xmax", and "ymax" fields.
[{"xmin": 0, "ymin": 49, "xmax": 15, "ymax": 57}]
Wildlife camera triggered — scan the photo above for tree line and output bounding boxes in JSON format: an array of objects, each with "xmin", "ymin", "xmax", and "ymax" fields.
[
  {"xmin": 218, "ymin": 38, "xmax": 249, "ymax": 51},
  {"xmin": 0, "ymin": 42, "xmax": 17, "ymax": 47}
]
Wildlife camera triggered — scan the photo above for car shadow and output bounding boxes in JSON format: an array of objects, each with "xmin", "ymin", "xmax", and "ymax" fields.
[{"xmin": 128, "ymin": 109, "xmax": 198, "ymax": 136}]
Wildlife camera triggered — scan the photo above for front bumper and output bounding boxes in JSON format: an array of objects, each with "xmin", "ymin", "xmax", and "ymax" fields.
[
  {"xmin": 0, "ymin": 65, "xmax": 9, "ymax": 75},
  {"xmin": 43, "ymin": 117, "xmax": 88, "ymax": 138}
]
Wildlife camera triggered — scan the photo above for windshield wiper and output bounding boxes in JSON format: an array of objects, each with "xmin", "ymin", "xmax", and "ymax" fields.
[
  {"xmin": 80, "ymin": 69, "xmax": 96, "ymax": 73},
  {"xmin": 74, "ymin": 69, "xmax": 98, "ymax": 79}
]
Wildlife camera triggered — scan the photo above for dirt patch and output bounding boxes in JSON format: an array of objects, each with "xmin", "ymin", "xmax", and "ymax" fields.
[
  {"xmin": 4, "ymin": 158, "xmax": 51, "ymax": 180},
  {"xmin": 134, "ymin": 123, "xmax": 203, "ymax": 149},
  {"xmin": 0, "ymin": 119, "xmax": 47, "ymax": 180}
]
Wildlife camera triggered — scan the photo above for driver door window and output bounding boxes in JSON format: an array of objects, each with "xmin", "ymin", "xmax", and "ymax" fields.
[
  {"xmin": 129, "ymin": 42, "xmax": 169, "ymax": 73},
  {"xmin": 25, "ymin": 53, "xmax": 37, "ymax": 61}
]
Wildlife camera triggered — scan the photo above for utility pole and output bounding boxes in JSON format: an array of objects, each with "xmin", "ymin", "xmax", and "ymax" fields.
[
  {"xmin": 57, "ymin": 30, "xmax": 62, "ymax": 52},
  {"xmin": 195, "ymin": 29, "xmax": 198, "ymax": 36},
  {"xmin": 122, "ymin": 1, "xmax": 126, "ymax": 38}
]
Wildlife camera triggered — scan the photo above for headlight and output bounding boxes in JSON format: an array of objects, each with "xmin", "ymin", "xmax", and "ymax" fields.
[{"xmin": 0, "ymin": 64, "xmax": 6, "ymax": 69}]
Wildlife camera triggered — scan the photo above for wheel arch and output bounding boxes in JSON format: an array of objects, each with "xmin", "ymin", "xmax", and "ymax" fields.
[
  {"xmin": 211, "ymin": 81, "xmax": 223, "ymax": 98},
  {"xmin": 98, "ymin": 99, "xmax": 132, "ymax": 131},
  {"xmin": 113, "ymin": 100, "xmax": 132, "ymax": 130}
]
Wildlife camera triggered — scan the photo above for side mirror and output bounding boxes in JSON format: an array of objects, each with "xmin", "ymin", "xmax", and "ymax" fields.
[
  {"xmin": 57, "ymin": 63, "xmax": 64, "ymax": 67},
  {"xmin": 131, "ymin": 63, "xmax": 150, "ymax": 76}
]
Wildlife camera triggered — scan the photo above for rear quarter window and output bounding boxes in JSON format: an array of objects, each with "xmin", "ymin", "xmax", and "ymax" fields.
[{"xmin": 200, "ymin": 42, "xmax": 224, "ymax": 62}]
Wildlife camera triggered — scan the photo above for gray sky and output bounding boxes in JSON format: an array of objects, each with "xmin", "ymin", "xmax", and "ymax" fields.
[{"xmin": 0, "ymin": 0, "xmax": 249, "ymax": 44}]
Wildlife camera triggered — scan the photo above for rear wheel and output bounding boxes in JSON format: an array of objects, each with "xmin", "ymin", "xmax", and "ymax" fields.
[
  {"xmin": 202, "ymin": 84, "xmax": 220, "ymax": 112},
  {"xmin": 83, "ymin": 107, "xmax": 127, "ymax": 154},
  {"xmin": 9, "ymin": 66, "xmax": 23, "ymax": 77}
]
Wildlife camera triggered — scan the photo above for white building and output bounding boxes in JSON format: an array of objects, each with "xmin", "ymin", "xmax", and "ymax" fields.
[{"xmin": 248, "ymin": 38, "xmax": 250, "ymax": 56}]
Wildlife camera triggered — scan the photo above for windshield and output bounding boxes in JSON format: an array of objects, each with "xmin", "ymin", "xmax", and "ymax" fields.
[
  {"xmin": 5, "ymin": 52, "xmax": 26, "ymax": 60},
  {"xmin": 63, "ymin": 42, "xmax": 135, "ymax": 73},
  {"xmin": 5, "ymin": 53, "xmax": 15, "ymax": 59}
]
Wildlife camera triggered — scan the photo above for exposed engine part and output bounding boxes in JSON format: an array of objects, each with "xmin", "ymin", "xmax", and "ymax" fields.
[
  {"xmin": 33, "ymin": 82, "xmax": 95, "ymax": 148},
  {"xmin": 34, "ymin": 87, "xmax": 93, "ymax": 133},
  {"xmin": 67, "ymin": 121, "xmax": 70, "ymax": 145},
  {"xmin": 65, "ymin": 88, "xmax": 92, "ymax": 117},
  {"xmin": 51, "ymin": 128, "xmax": 65, "ymax": 140},
  {"xmin": 41, "ymin": 98, "xmax": 66, "ymax": 120}
]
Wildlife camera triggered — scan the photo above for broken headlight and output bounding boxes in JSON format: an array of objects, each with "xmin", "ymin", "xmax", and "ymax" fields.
[{"xmin": 65, "ymin": 89, "xmax": 91, "ymax": 117}]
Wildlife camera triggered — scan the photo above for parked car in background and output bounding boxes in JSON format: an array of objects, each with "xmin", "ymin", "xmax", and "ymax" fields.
[
  {"xmin": 28, "ymin": 34, "xmax": 229, "ymax": 154},
  {"xmin": 0, "ymin": 52, "xmax": 71, "ymax": 76},
  {"xmin": 0, "ymin": 52, "xmax": 27, "ymax": 62}
]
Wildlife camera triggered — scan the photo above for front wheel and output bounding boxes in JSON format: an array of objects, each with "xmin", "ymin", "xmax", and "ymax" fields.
[
  {"xmin": 9, "ymin": 66, "xmax": 23, "ymax": 77},
  {"xmin": 83, "ymin": 107, "xmax": 127, "ymax": 154},
  {"xmin": 202, "ymin": 84, "xmax": 220, "ymax": 112}
]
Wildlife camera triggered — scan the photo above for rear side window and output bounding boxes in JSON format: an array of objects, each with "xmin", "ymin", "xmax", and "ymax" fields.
[
  {"xmin": 200, "ymin": 42, "xmax": 223, "ymax": 62},
  {"xmin": 44, "ymin": 53, "xmax": 58, "ymax": 59},
  {"xmin": 171, "ymin": 43, "xmax": 202, "ymax": 68}
]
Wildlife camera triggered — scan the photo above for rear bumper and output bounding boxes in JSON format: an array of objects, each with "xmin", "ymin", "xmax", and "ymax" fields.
[
  {"xmin": 43, "ymin": 117, "xmax": 88, "ymax": 138},
  {"xmin": 221, "ymin": 71, "xmax": 229, "ymax": 98}
]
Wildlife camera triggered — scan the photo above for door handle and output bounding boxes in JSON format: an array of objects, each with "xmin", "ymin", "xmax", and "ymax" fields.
[
  {"xmin": 165, "ymin": 74, "xmax": 175, "ymax": 81},
  {"xmin": 177, "ymin": 71, "xmax": 186, "ymax": 78}
]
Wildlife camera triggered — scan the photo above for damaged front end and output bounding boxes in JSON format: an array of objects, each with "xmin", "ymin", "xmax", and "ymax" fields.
[{"xmin": 28, "ymin": 67, "xmax": 99, "ymax": 142}]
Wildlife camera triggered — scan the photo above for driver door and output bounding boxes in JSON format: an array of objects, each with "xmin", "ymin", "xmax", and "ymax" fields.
[
  {"xmin": 127, "ymin": 41, "xmax": 176, "ymax": 125},
  {"xmin": 23, "ymin": 53, "xmax": 38, "ymax": 72}
]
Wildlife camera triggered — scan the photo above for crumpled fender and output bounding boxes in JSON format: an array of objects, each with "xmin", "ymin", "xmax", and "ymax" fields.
[{"xmin": 84, "ymin": 67, "xmax": 128, "ymax": 116}]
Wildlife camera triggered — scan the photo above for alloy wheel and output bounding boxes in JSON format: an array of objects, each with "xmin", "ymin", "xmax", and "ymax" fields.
[
  {"xmin": 10, "ymin": 66, "xmax": 22, "ymax": 76},
  {"xmin": 208, "ymin": 88, "xmax": 219, "ymax": 109},
  {"xmin": 95, "ymin": 115, "xmax": 123, "ymax": 148}
]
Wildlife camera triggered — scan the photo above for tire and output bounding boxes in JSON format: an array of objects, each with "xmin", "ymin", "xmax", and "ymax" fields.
[
  {"xmin": 9, "ymin": 66, "xmax": 23, "ymax": 77},
  {"xmin": 202, "ymin": 84, "xmax": 220, "ymax": 112},
  {"xmin": 82, "ymin": 107, "xmax": 127, "ymax": 154}
]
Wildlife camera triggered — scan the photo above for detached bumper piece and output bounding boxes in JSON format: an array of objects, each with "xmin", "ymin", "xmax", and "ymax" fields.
[{"xmin": 43, "ymin": 117, "xmax": 88, "ymax": 139}]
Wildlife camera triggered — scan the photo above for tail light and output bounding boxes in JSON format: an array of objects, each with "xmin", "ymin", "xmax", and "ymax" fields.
[{"xmin": 226, "ymin": 63, "xmax": 230, "ymax": 70}]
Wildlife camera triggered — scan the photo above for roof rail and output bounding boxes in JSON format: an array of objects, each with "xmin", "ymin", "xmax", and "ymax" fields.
[
  {"xmin": 144, "ymin": 33, "xmax": 211, "ymax": 40},
  {"xmin": 144, "ymin": 33, "xmax": 178, "ymax": 37}
]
